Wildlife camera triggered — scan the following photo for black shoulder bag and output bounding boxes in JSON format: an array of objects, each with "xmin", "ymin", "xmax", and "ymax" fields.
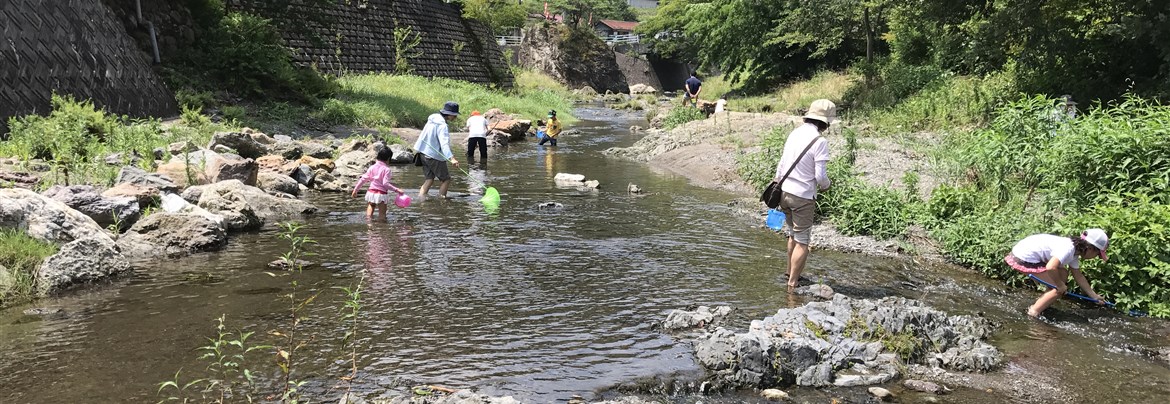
[{"xmin": 760, "ymin": 136, "xmax": 823, "ymax": 208}]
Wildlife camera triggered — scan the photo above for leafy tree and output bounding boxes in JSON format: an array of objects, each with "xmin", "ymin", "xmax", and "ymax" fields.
[{"xmin": 462, "ymin": 0, "xmax": 528, "ymax": 34}]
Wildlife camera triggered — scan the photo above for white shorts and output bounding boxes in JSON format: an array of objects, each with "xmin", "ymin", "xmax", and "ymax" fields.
[{"xmin": 365, "ymin": 191, "xmax": 390, "ymax": 205}]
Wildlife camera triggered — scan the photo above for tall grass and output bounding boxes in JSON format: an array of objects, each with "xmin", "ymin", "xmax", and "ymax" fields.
[
  {"xmin": 729, "ymin": 71, "xmax": 858, "ymax": 114},
  {"xmin": 0, "ymin": 229, "xmax": 58, "ymax": 306},
  {"xmin": 332, "ymin": 73, "xmax": 576, "ymax": 128},
  {"xmin": 0, "ymin": 95, "xmax": 231, "ymax": 189},
  {"xmin": 859, "ymin": 72, "xmax": 1017, "ymax": 133}
]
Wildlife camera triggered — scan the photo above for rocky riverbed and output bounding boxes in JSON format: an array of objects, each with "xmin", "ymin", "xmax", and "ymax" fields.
[{"xmin": 664, "ymin": 287, "xmax": 1001, "ymax": 391}]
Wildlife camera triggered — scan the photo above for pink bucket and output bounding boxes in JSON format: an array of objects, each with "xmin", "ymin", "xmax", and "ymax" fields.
[{"xmin": 394, "ymin": 193, "xmax": 412, "ymax": 208}]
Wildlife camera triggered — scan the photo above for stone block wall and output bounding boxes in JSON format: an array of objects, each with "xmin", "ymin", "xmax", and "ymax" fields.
[
  {"xmin": 226, "ymin": 0, "xmax": 512, "ymax": 88},
  {"xmin": 0, "ymin": 0, "xmax": 178, "ymax": 136}
]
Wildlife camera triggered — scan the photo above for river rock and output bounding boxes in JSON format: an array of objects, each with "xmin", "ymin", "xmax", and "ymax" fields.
[
  {"xmin": 339, "ymin": 138, "xmax": 369, "ymax": 153},
  {"xmin": 554, "ymin": 173, "xmax": 586, "ymax": 182},
  {"xmin": 248, "ymin": 129, "xmax": 276, "ymax": 145},
  {"xmin": 904, "ymin": 379, "xmax": 946, "ymax": 394},
  {"xmin": 868, "ymin": 387, "xmax": 893, "ymax": 401},
  {"xmin": 299, "ymin": 141, "xmax": 335, "ymax": 159},
  {"xmin": 492, "ymin": 120, "xmax": 532, "ymax": 141},
  {"xmin": 0, "ymin": 189, "xmax": 129, "ymax": 293},
  {"xmin": 312, "ymin": 170, "xmax": 349, "ymax": 192},
  {"xmin": 168, "ymin": 141, "xmax": 200, "ymax": 156},
  {"xmin": 192, "ymin": 180, "xmax": 317, "ymax": 230},
  {"xmin": 630, "ymin": 83, "xmax": 657, "ymax": 94},
  {"xmin": 104, "ymin": 151, "xmax": 142, "ymax": 167},
  {"xmin": 333, "ymin": 142, "xmax": 388, "ymax": 179},
  {"xmin": 256, "ymin": 155, "xmax": 289, "ymax": 173},
  {"xmin": 119, "ymin": 212, "xmax": 228, "ymax": 258},
  {"xmin": 258, "ymin": 171, "xmax": 301, "ymax": 196},
  {"xmin": 687, "ymin": 295, "xmax": 1001, "ymax": 390},
  {"xmin": 160, "ymin": 193, "xmax": 225, "ymax": 226},
  {"xmin": 487, "ymin": 131, "xmax": 510, "ymax": 147},
  {"xmin": 376, "ymin": 390, "xmax": 520, "ymax": 404},
  {"xmin": 389, "ymin": 143, "xmax": 414, "ymax": 164},
  {"xmin": 662, "ymin": 305, "xmax": 733, "ymax": 331},
  {"xmin": 102, "ymin": 183, "xmax": 159, "ymax": 210},
  {"xmin": 299, "ymin": 156, "xmax": 335, "ymax": 172},
  {"xmin": 760, "ymin": 389, "xmax": 788, "ymax": 401},
  {"xmin": 290, "ymin": 164, "xmax": 316, "ymax": 186},
  {"xmin": 795, "ymin": 284, "xmax": 836, "ymax": 300},
  {"xmin": 0, "ymin": 188, "xmax": 109, "ymax": 244},
  {"xmin": 38, "ymin": 236, "xmax": 128, "ymax": 293},
  {"xmin": 115, "ymin": 166, "xmax": 179, "ymax": 194},
  {"xmin": 270, "ymin": 140, "xmax": 304, "ymax": 160},
  {"xmin": 208, "ymin": 154, "xmax": 259, "ymax": 185},
  {"xmin": 209, "ymin": 131, "xmax": 270, "ymax": 159},
  {"xmin": 42, "ymin": 185, "xmax": 141, "ymax": 231}
]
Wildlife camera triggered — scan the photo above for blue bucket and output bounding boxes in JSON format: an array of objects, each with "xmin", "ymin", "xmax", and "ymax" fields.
[
  {"xmin": 766, "ymin": 209, "xmax": 786, "ymax": 231},
  {"xmin": 536, "ymin": 130, "xmax": 546, "ymax": 139}
]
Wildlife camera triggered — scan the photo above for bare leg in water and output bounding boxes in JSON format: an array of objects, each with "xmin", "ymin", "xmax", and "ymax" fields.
[
  {"xmin": 418, "ymin": 179, "xmax": 434, "ymax": 199},
  {"xmin": 787, "ymin": 238, "xmax": 810, "ymax": 288}
]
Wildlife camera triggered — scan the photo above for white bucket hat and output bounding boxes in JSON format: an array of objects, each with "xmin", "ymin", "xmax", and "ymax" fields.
[
  {"xmin": 804, "ymin": 99, "xmax": 837, "ymax": 124},
  {"xmin": 1082, "ymin": 228, "xmax": 1109, "ymax": 261}
]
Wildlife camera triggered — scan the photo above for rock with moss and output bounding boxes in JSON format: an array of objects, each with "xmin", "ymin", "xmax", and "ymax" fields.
[{"xmin": 685, "ymin": 294, "xmax": 1001, "ymax": 391}]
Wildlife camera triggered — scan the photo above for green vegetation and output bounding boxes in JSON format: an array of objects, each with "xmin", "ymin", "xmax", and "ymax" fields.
[
  {"xmin": 644, "ymin": 0, "xmax": 1170, "ymax": 103},
  {"xmin": 0, "ymin": 230, "xmax": 58, "ymax": 307},
  {"xmin": 525, "ymin": 0, "xmax": 637, "ymax": 24},
  {"xmin": 0, "ymin": 95, "xmax": 230, "ymax": 189},
  {"xmin": 661, "ymin": 107, "xmax": 705, "ymax": 130},
  {"xmin": 734, "ymin": 94, "xmax": 1170, "ymax": 316},
  {"xmin": 462, "ymin": 0, "xmax": 527, "ymax": 33},
  {"xmin": 327, "ymin": 73, "xmax": 575, "ymax": 128},
  {"xmin": 165, "ymin": 0, "xmax": 336, "ymax": 104}
]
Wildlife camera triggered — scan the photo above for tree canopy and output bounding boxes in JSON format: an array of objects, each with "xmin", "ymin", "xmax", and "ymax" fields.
[{"xmin": 640, "ymin": 0, "xmax": 1170, "ymax": 101}]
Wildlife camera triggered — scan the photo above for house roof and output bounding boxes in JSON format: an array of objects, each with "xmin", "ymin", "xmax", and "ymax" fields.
[{"xmin": 597, "ymin": 20, "xmax": 639, "ymax": 32}]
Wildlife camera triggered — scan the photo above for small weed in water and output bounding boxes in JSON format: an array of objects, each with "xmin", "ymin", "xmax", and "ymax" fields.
[{"xmin": 157, "ymin": 315, "xmax": 268, "ymax": 403}]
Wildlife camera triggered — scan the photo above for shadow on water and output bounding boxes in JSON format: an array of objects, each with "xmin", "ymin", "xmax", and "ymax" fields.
[{"xmin": 1, "ymin": 107, "xmax": 1168, "ymax": 403}]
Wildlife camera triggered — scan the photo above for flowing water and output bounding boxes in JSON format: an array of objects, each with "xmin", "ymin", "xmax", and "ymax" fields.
[{"xmin": 1, "ymin": 108, "xmax": 1168, "ymax": 403}]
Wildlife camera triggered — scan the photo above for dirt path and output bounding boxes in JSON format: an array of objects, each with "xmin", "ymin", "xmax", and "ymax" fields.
[{"xmin": 606, "ymin": 111, "xmax": 945, "ymax": 259}]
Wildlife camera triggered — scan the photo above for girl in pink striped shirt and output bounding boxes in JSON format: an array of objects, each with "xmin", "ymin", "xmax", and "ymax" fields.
[{"xmin": 351, "ymin": 148, "xmax": 405, "ymax": 220}]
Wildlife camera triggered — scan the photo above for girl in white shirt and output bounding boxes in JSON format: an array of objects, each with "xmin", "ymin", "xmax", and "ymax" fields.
[{"xmin": 1005, "ymin": 228, "xmax": 1109, "ymax": 317}]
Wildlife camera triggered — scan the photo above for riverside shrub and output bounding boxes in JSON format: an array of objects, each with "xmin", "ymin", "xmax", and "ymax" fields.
[
  {"xmin": 0, "ymin": 229, "xmax": 57, "ymax": 306},
  {"xmin": 662, "ymin": 107, "xmax": 706, "ymax": 130},
  {"xmin": 1056, "ymin": 194, "xmax": 1170, "ymax": 317}
]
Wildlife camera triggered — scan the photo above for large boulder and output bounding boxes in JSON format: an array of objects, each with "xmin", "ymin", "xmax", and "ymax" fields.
[
  {"xmin": 42, "ymin": 185, "xmax": 141, "ymax": 231},
  {"xmin": 0, "ymin": 188, "xmax": 109, "ymax": 244},
  {"xmin": 686, "ymin": 295, "xmax": 1001, "ymax": 390},
  {"xmin": 256, "ymin": 155, "xmax": 290, "ymax": 174},
  {"xmin": 333, "ymin": 141, "xmax": 388, "ymax": 179},
  {"xmin": 629, "ymin": 83, "xmax": 657, "ymax": 94},
  {"xmin": 158, "ymin": 150, "xmax": 258, "ymax": 187},
  {"xmin": 388, "ymin": 143, "xmax": 414, "ymax": 164},
  {"xmin": 209, "ymin": 154, "xmax": 259, "ymax": 185},
  {"xmin": 118, "ymin": 212, "xmax": 228, "ymax": 258},
  {"xmin": 115, "ymin": 166, "xmax": 179, "ymax": 194},
  {"xmin": 299, "ymin": 141, "xmax": 335, "ymax": 159},
  {"xmin": 0, "ymin": 188, "xmax": 129, "ymax": 293},
  {"xmin": 258, "ymin": 171, "xmax": 301, "ymax": 196},
  {"xmin": 193, "ymin": 180, "xmax": 318, "ymax": 230},
  {"xmin": 517, "ymin": 25, "xmax": 629, "ymax": 94},
  {"xmin": 298, "ymin": 156, "xmax": 335, "ymax": 172},
  {"xmin": 491, "ymin": 120, "xmax": 532, "ymax": 141},
  {"xmin": 208, "ymin": 131, "xmax": 271, "ymax": 159},
  {"xmin": 102, "ymin": 183, "xmax": 160, "ymax": 210},
  {"xmin": 38, "ymin": 237, "xmax": 128, "ymax": 294}
]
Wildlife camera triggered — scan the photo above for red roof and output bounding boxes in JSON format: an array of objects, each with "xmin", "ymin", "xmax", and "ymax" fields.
[{"xmin": 598, "ymin": 20, "xmax": 639, "ymax": 32}]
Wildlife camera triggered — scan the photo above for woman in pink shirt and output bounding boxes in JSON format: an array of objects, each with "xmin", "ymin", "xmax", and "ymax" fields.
[{"xmin": 352, "ymin": 148, "xmax": 405, "ymax": 220}]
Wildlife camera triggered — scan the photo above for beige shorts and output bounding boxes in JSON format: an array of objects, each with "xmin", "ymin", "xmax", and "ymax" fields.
[{"xmin": 780, "ymin": 192, "xmax": 816, "ymax": 245}]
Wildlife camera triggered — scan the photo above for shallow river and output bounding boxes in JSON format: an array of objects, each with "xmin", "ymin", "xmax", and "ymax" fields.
[{"xmin": 2, "ymin": 108, "xmax": 1168, "ymax": 403}]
